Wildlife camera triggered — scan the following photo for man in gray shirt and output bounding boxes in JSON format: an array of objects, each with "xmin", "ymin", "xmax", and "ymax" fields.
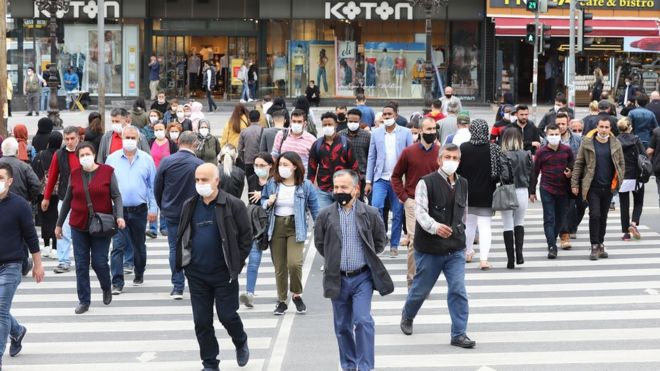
[
  {"xmin": 438, "ymin": 100, "xmax": 460, "ymax": 144},
  {"xmin": 238, "ymin": 110, "xmax": 264, "ymax": 179},
  {"xmin": 259, "ymin": 109, "xmax": 286, "ymax": 154}
]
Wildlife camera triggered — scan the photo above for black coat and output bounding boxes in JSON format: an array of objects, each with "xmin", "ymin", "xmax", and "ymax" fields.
[
  {"xmin": 314, "ymin": 200, "xmax": 394, "ymax": 300},
  {"xmin": 457, "ymin": 142, "xmax": 497, "ymax": 208}
]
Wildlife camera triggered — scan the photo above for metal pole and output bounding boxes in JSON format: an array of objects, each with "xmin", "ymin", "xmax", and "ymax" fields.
[
  {"xmin": 47, "ymin": 2, "xmax": 61, "ymax": 128},
  {"xmin": 423, "ymin": 5, "xmax": 433, "ymax": 109},
  {"xmin": 532, "ymin": 11, "xmax": 539, "ymax": 123},
  {"xmin": 0, "ymin": 0, "xmax": 7, "ymax": 137},
  {"xmin": 97, "ymin": 0, "xmax": 105, "ymax": 124},
  {"xmin": 567, "ymin": 0, "xmax": 576, "ymax": 109}
]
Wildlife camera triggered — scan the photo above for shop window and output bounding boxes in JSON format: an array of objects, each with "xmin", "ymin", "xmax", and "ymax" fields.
[{"xmin": 450, "ymin": 21, "xmax": 480, "ymax": 101}]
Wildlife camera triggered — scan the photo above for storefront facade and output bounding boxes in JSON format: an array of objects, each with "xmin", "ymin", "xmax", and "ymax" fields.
[
  {"xmin": 487, "ymin": 0, "xmax": 660, "ymax": 105},
  {"xmin": 8, "ymin": 0, "xmax": 488, "ymax": 102}
]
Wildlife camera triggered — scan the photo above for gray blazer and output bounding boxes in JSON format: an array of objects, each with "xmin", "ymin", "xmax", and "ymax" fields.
[
  {"xmin": 97, "ymin": 130, "xmax": 151, "ymax": 164},
  {"xmin": 314, "ymin": 199, "xmax": 394, "ymax": 300}
]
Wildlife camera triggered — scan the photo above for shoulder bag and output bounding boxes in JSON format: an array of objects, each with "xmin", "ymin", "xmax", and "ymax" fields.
[
  {"xmin": 492, "ymin": 153, "xmax": 519, "ymax": 211},
  {"xmin": 82, "ymin": 172, "xmax": 118, "ymax": 238}
]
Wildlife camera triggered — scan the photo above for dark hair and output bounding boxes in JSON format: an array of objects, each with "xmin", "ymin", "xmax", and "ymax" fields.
[
  {"xmin": 321, "ymin": 112, "xmax": 338, "ymax": 122},
  {"xmin": 0, "ymin": 163, "xmax": 13, "ymax": 179},
  {"xmin": 88, "ymin": 112, "xmax": 105, "ymax": 135},
  {"xmin": 229, "ymin": 104, "xmax": 249, "ymax": 134},
  {"xmin": 347, "ymin": 108, "xmax": 362, "ymax": 118},
  {"xmin": 248, "ymin": 110, "xmax": 261, "ymax": 123},
  {"xmin": 133, "ymin": 97, "xmax": 147, "ymax": 111},
  {"xmin": 170, "ymin": 98, "xmax": 179, "ymax": 105},
  {"xmin": 555, "ymin": 112, "xmax": 570, "ymax": 121},
  {"xmin": 254, "ymin": 152, "xmax": 274, "ymax": 166},
  {"xmin": 274, "ymin": 151, "xmax": 305, "ymax": 186},
  {"xmin": 76, "ymin": 141, "xmax": 97, "ymax": 156},
  {"xmin": 545, "ymin": 123, "xmax": 560, "ymax": 132},
  {"xmin": 596, "ymin": 113, "xmax": 612, "ymax": 126},
  {"xmin": 432, "ymin": 99, "xmax": 442, "ymax": 109},
  {"xmin": 555, "ymin": 93, "xmax": 567, "ymax": 105},
  {"xmin": 294, "ymin": 96, "xmax": 311, "ymax": 115},
  {"xmin": 110, "ymin": 107, "xmax": 129, "ymax": 118},
  {"xmin": 356, "ymin": 93, "xmax": 366, "ymax": 102},
  {"xmin": 515, "ymin": 104, "xmax": 529, "ymax": 112},
  {"xmin": 383, "ymin": 103, "xmax": 397, "ymax": 113},
  {"xmin": 263, "ymin": 95, "xmax": 272, "ymax": 102},
  {"xmin": 335, "ymin": 105, "xmax": 347, "ymax": 111},
  {"xmin": 636, "ymin": 93, "xmax": 649, "ymax": 107},
  {"xmin": 27, "ymin": 66, "xmax": 35, "ymax": 73},
  {"xmin": 291, "ymin": 109, "xmax": 307, "ymax": 120},
  {"xmin": 440, "ymin": 143, "xmax": 460, "ymax": 154},
  {"xmin": 271, "ymin": 109, "xmax": 286, "ymax": 119},
  {"xmin": 386, "ymin": 101, "xmax": 400, "ymax": 112},
  {"xmin": 63, "ymin": 126, "xmax": 79, "ymax": 136}
]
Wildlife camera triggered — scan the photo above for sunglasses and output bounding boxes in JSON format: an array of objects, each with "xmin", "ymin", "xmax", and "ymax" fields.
[{"xmin": 572, "ymin": 129, "xmax": 583, "ymax": 133}]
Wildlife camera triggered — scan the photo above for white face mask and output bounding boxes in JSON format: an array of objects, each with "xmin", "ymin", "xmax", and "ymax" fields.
[
  {"xmin": 291, "ymin": 123, "xmax": 304, "ymax": 135},
  {"xmin": 278, "ymin": 167, "xmax": 293, "ymax": 179},
  {"xmin": 195, "ymin": 183, "xmax": 214, "ymax": 197},
  {"xmin": 177, "ymin": 112, "xmax": 185, "ymax": 120},
  {"xmin": 625, "ymin": 81, "xmax": 630, "ymax": 86},
  {"xmin": 112, "ymin": 124, "xmax": 123, "ymax": 134},
  {"xmin": 554, "ymin": 105, "xmax": 562, "ymax": 112},
  {"xmin": 123, "ymin": 139, "xmax": 138, "ymax": 152},
  {"xmin": 441, "ymin": 160, "xmax": 459, "ymax": 176},
  {"xmin": 254, "ymin": 167, "xmax": 269, "ymax": 178},
  {"xmin": 149, "ymin": 116, "xmax": 159, "ymax": 124},
  {"xmin": 79, "ymin": 155, "xmax": 95, "ymax": 170},
  {"xmin": 199, "ymin": 128, "xmax": 210, "ymax": 137},
  {"xmin": 597, "ymin": 133, "xmax": 610, "ymax": 140},
  {"xmin": 0, "ymin": 181, "xmax": 6, "ymax": 195},
  {"xmin": 158, "ymin": 98, "xmax": 165, "ymax": 104},
  {"xmin": 546, "ymin": 135, "xmax": 561, "ymax": 146},
  {"xmin": 322, "ymin": 126, "xmax": 335, "ymax": 137},
  {"xmin": 383, "ymin": 118, "xmax": 396, "ymax": 127},
  {"xmin": 347, "ymin": 122, "xmax": 360, "ymax": 131},
  {"xmin": 184, "ymin": 111, "xmax": 191, "ymax": 118},
  {"xmin": 169, "ymin": 131, "xmax": 180, "ymax": 140},
  {"xmin": 154, "ymin": 130, "xmax": 166, "ymax": 140}
]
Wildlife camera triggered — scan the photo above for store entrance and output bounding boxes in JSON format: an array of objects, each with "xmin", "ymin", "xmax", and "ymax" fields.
[{"xmin": 152, "ymin": 35, "xmax": 257, "ymax": 100}]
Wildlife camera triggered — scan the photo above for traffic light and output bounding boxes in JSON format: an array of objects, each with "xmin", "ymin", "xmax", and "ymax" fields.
[
  {"xmin": 538, "ymin": 0, "xmax": 557, "ymax": 13},
  {"xmin": 526, "ymin": 0, "xmax": 538, "ymax": 12},
  {"xmin": 541, "ymin": 24, "xmax": 552, "ymax": 51},
  {"xmin": 526, "ymin": 24, "xmax": 536, "ymax": 45},
  {"xmin": 577, "ymin": 9, "xmax": 593, "ymax": 52}
]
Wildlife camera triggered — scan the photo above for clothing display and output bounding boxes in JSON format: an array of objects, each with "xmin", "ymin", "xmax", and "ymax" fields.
[{"xmin": 273, "ymin": 55, "xmax": 287, "ymax": 82}]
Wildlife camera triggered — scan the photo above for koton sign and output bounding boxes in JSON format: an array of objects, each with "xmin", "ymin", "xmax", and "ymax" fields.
[
  {"xmin": 34, "ymin": 0, "xmax": 120, "ymax": 19},
  {"xmin": 325, "ymin": 1, "xmax": 414, "ymax": 20}
]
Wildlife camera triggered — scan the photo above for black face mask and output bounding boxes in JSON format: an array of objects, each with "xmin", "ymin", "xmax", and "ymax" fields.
[
  {"xmin": 337, "ymin": 113, "xmax": 346, "ymax": 122},
  {"xmin": 422, "ymin": 133, "xmax": 437, "ymax": 144},
  {"xmin": 445, "ymin": 94, "xmax": 452, "ymax": 99},
  {"xmin": 334, "ymin": 192, "xmax": 353, "ymax": 206}
]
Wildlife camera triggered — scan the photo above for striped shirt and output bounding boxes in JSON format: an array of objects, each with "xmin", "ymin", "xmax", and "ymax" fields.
[
  {"xmin": 271, "ymin": 130, "xmax": 317, "ymax": 175},
  {"xmin": 338, "ymin": 204, "xmax": 366, "ymax": 272},
  {"xmin": 532, "ymin": 144, "xmax": 575, "ymax": 196}
]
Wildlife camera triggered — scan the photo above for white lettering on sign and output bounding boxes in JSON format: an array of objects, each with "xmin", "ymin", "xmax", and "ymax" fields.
[
  {"xmin": 325, "ymin": 1, "xmax": 413, "ymax": 20},
  {"xmin": 34, "ymin": 0, "xmax": 121, "ymax": 19}
]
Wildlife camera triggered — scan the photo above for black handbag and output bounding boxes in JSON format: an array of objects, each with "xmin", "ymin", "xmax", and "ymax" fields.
[{"xmin": 82, "ymin": 173, "xmax": 118, "ymax": 238}]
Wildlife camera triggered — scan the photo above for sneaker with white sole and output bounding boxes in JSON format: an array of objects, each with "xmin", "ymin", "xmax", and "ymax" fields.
[
  {"xmin": 292, "ymin": 296, "xmax": 306, "ymax": 314},
  {"xmin": 273, "ymin": 302, "xmax": 287, "ymax": 315},
  {"xmin": 53, "ymin": 264, "xmax": 70, "ymax": 274},
  {"xmin": 111, "ymin": 285, "xmax": 122, "ymax": 295},
  {"xmin": 170, "ymin": 289, "xmax": 183, "ymax": 300},
  {"xmin": 240, "ymin": 292, "xmax": 254, "ymax": 308},
  {"xmin": 628, "ymin": 225, "xmax": 641, "ymax": 240}
]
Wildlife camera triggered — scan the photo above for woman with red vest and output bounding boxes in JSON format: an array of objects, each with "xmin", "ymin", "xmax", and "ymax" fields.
[{"xmin": 55, "ymin": 142, "xmax": 125, "ymax": 314}]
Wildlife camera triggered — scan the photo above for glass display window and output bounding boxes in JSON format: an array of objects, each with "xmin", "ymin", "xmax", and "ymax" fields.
[{"xmin": 364, "ymin": 42, "xmax": 425, "ymax": 99}]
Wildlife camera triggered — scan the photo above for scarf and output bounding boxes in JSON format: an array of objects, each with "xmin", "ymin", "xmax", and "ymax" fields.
[
  {"xmin": 13, "ymin": 124, "xmax": 29, "ymax": 162},
  {"xmin": 469, "ymin": 119, "xmax": 502, "ymax": 179}
]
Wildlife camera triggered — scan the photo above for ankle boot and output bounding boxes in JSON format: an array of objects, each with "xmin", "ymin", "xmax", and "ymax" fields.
[
  {"xmin": 514, "ymin": 226, "xmax": 525, "ymax": 265},
  {"xmin": 503, "ymin": 231, "xmax": 515, "ymax": 269},
  {"xmin": 598, "ymin": 243, "xmax": 608, "ymax": 259},
  {"xmin": 589, "ymin": 244, "xmax": 599, "ymax": 261}
]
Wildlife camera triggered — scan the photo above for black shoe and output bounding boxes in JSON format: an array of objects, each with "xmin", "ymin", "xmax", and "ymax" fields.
[
  {"xmin": 547, "ymin": 245, "xmax": 557, "ymax": 259},
  {"xmin": 133, "ymin": 277, "xmax": 144, "ymax": 286},
  {"xmin": 450, "ymin": 334, "xmax": 476, "ymax": 348},
  {"xmin": 170, "ymin": 289, "xmax": 184, "ymax": 300},
  {"xmin": 292, "ymin": 296, "xmax": 306, "ymax": 314},
  {"xmin": 236, "ymin": 341, "xmax": 249, "ymax": 367},
  {"xmin": 9, "ymin": 325, "xmax": 26, "ymax": 357},
  {"xmin": 400, "ymin": 317, "xmax": 413, "ymax": 335},
  {"xmin": 112, "ymin": 285, "xmax": 122, "ymax": 295},
  {"xmin": 74, "ymin": 304, "xmax": 89, "ymax": 314},
  {"xmin": 201, "ymin": 368, "xmax": 219, "ymax": 371},
  {"xmin": 145, "ymin": 230, "xmax": 157, "ymax": 239},
  {"xmin": 103, "ymin": 290, "xmax": 112, "ymax": 305},
  {"xmin": 273, "ymin": 302, "xmax": 287, "ymax": 315},
  {"xmin": 598, "ymin": 243, "xmax": 609, "ymax": 259},
  {"xmin": 589, "ymin": 244, "xmax": 599, "ymax": 261},
  {"xmin": 26, "ymin": 112, "xmax": 33, "ymax": 116}
]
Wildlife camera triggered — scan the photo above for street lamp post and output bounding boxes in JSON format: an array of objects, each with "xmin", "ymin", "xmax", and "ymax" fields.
[
  {"xmin": 35, "ymin": 0, "xmax": 70, "ymax": 129},
  {"xmin": 409, "ymin": 0, "xmax": 448, "ymax": 110}
]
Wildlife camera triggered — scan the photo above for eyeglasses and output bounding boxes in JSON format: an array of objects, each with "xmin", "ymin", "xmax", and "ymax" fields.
[{"xmin": 572, "ymin": 129, "xmax": 583, "ymax": 134}]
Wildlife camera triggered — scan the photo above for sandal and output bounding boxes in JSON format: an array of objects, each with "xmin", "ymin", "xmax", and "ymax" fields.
[
  {"xmin": 479, "ymin": 261, "xmax": 492, "ymax": 270},
  {"xmin": 465, "ymin": 252, "xmax": 474, "ymax": 263}
]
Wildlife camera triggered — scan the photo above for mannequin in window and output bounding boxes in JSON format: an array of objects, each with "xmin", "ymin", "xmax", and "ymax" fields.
[
  {"xmin": 317, "ymin": 49, "xmax": 329, "ymax": 93},
  {"xmin": 71, "ymin": 46, "xmax": 86, "ymax": 90},
  {"xmin": 378, "ymin": 48, "xmax": 393, "ymax": 97},
  {"xmin": 365, "ymin": 49, "xmax": 377, "ymax": 96},
  {"xmin": 273, "ymin": 52, "xmax": 287, "ymax": 91},
  {"xmin": 394, "ymin": 50, "xmax": 407, "ymax": 97},
  {"xmin": 339, "ymin": 59, "xmax": 353, "ymax": 87},
  {"xmin": 188, "ymin": 49, "xmax": 201, "ymax": 97},
  {"xmin": 292, "ymin": 44, "xmax": 306, "ymax": 96}
]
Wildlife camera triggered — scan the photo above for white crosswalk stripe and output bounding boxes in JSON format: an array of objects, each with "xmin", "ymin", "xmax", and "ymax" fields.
[{"xmin": 371, "ymin": 205, "xmax": 660, "ymax": 370}]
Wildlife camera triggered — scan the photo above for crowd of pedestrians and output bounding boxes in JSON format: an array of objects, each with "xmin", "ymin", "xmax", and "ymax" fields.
[{"xmin": 1, "ymin": 85, "xmax": 659, "ymax": 371}]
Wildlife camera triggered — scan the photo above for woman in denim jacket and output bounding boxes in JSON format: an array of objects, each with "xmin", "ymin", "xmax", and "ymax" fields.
[{"xmin": 261, "ymin": 151, "xmax": 319, "ymax": 315}]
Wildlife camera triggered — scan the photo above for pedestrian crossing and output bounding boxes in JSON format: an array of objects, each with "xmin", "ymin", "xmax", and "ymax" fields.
[{"xmin": 369, "ymin": 204, "xmax": 660, "ymax": 370}]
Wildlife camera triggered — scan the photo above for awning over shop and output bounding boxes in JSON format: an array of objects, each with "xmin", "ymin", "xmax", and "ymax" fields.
[{"xmin": 492, "ymin": 16, "xmax": 660, "ymax": 38}]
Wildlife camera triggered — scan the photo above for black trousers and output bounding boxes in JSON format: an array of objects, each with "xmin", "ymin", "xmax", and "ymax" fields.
[
  {"xmin": 185, "ymin": 267, "xmax": 247, "ymax": 369},
  {"xmin": 562, "ymin": 194, "xmax": 587, "ymax": 235},
  {"xmin": 587, "ymin": 186, "xmax": 613, "ymax": 245},
  {"xmin": 620, "ymin": 184, "xmax": 644, "ymax": 233}
]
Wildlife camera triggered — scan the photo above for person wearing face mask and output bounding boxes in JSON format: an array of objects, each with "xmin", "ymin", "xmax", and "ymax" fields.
[
  {"xmin": 140, "ymin": 109, "xmax": 161, "ymax": 143},
  {"xmin": 391, "ymin": 118, "xmax": 440, "ymax": 288},
  {"xmin": 23, "ymin": 66, "xmax": 42, "ymax": 116},
  {"xmin": 335, "ymin": 105, "xmax": 348, "ymax": 133},
  {"xmin": 162, "ymin": 99, "xmax": 179, "ymax": 125},
  {"xmin": 308, "ymin": 112, "xmax": 358, "ymax": 209},
  {"xmin": 150, "ymin": 91, "xmax": 169, "ymax": 115},
  {"xmin": 619, "ymin": 76, "xmax": 637, "ymax": 107},
  {"xmin": 261, "ymin": 151, "xmax": 319, "ymax": 315},
  {"xmin": 439, "ymin": 86, "xmax": 462, "ymax": 116},
  {"xmin": 97, "ymin": 108, "xmax": 151, "ymax": 164},
  {"xmin": 530, "ymin": 124, "xmax": 575, "ymax": 260},
  {"xmin": 146, "ymin": 123, "xmax": 179, "ymax": 239},
  {"xmin": 572, "ymin": 117, "xmax": 625, "ymax": 261},
  {"xmin": 271, "ymin": 109, "xmax": 317, "ymax": 176},
  {"xmin": 400, "ymin": 144, "xmax": 475, "ymax": 350},
  {"xmin": 175, "ymin": 163, "xmax": 252, "ymax": 371},
  {"xmin": 55, "ymin": 142, "xmax": 125, "ymax": 314},
  {"xmin": 365, "ymin": 104, "xmax": 414, "ymax": 258},
  {"xmin": 238, "ymin": 110, "xmax": 265, "ymax": 179},
  {"xmin": 314, "ymin": 169, "xmax": 394, "ymax": 371},
  {"xmin": 537, "ymin": 93, "xmax": 575, "ymax": 133},
  {"xmin": 195, "ymin": 120, "xmax": 221, "ymax": 164},
  {"xmin": 490, "ymin": 105, "xmax": 515, "ymax": 144},
  {"xmin": 174, "ymin": 105, "xmax": 193, "ymax": 132},
  {"xmin": 339, "ymin": 109, "xmax": 371, "ymax": 197},
  {"xmin": 166, "ymin": 123, "xmax": 182, "ymax": 145},
  {"xmin": 105, "ymin": 126, "xmax": 158, "ymax": 294}
]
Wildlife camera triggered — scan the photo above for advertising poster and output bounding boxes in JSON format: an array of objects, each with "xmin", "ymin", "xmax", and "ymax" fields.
[
  {"xmin": 288, "ymin": 41, "xmax": 310, "ymax": 97},
  {"xmin": 231, "ymin": 58, "xmax": 244, "ymax": 86},
  {"xmin": 309, "ymin": 41, "xmax": 336, "ymax": 98},
  {"xmin": 364, "ymin": 42, "xmax": 425, "ymax": 99},
  {"xmin": 123, "ymin": 24, "xmax": 139, "ymax": 96},
  {"xmin": 336, "ymin": 40, "xmax": 356, "ymax": 97},
  {"xmin": 624, "ymin": 37, "xmax": 660, "ymax": 53}
]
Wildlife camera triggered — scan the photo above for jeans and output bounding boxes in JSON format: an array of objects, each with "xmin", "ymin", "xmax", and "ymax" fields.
[
  {"xmin": 371, "ymin": 179, "xmax": 403, "ymax": 248},
  {"xmin": 246, "ymin": 242, "xmax": 263, "ymax": 294},
  {"xmin": 206, "ymin": 89, "xmax": 217, "ymax": 112},
  {"xmin": 111, "ymin": 205, "xmax": 148, "ymax": 288},
  {"xmin": 316, "ymin": 188, "xmax": 335, "ymax": 210},
  {"xmin": 540, "ymin": 188, "xmax": 568, "ymax": 247},
  {"xmin": 71, "ymin": 228, "xmax": 111, "ymax": 305},
  {"xmin": 185, "ymin": 267, "xmax": 247, "ymax": 369},
  {"xmin": 40, "ymin": 87, "xmax": 50, "ymax": 112},
  {"xmin": 113, "ymin": 230, "xmax": 134, "ymax": 269},
  {"xmin": 588, "ymin": 186, "xmax": 614, "ymax": 245},
  {"xmin": 240, "ymin": 80, "xmax": 250, "ymax": 101},
  {"xmin": 331, "ymin": 270, "xmax": 375, "ymax": 371},
  {"xmin": 148, "ymin": 210, "xmax": 168, "ymax": 234},
  {"xmin": 58, "ymin": 200, "xmax": 72, "ymax": 266},
  {"xmin": 402, "ymin": 250, "xmax": 469, "ymax": 339},
  {"xmin": 248, "ymin": 81, "xmax": 256, "ymax": 100},
  {"xmin": 167, "ymin": 221, "xmax": 185, "ymax": 292},
  {"xmin": 317, "ymin": 67, "xmax": 328, "ymax": 92},
  {"xmin": 0, "ymin": 262, "xmax": 22, "ymax": 359},
  {"xmin": 620, "ymin": 185, "xmax": 645, "ymax": 232}
]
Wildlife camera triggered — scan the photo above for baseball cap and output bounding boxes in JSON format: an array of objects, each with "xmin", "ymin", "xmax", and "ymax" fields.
[{"xmin": 457, "ymin": 112, "xmax": 470, "ymax": 125}]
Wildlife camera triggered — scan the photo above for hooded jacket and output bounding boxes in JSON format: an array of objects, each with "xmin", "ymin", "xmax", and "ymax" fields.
[
  {"xmin": 189, "ymin": 102, "xmax": 205, "ymax": 132},
  {"xmin": 32, "ymin": 118, "xmax": 54, "ymax": 152},
  {"xmin": 617, "ymin": 133, "xmax": 646, "ymax": 180},
  {"xmin": 571, "ymin": 131, "xmax": 625, "ymax": 200}
]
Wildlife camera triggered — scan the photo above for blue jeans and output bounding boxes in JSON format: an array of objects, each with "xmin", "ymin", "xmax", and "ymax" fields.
[
  {"xmin": 371, "ymin": 179, "xmax": 403, "ymax": 248},
  {"xmin": 246, "ymin": 242, "xmax": 262, "ymax": 294},
  {"xmin": 403, "ymin": 250, "xmax": 469, "ymax": 339},
  {"xmin": 0, "ymin": 262, "xmax": 23, "ymax": 358},
  {"xmin": 149, "ymin": 210, "xmax": 168, "ymax": 234},
  {"xmin": 240, "ymin": 80, "xmax": 250, "ymax": 101},
  {"xmin": 540, "ymin": 188, "xmax": 568, "ymax": 247},
  {"xmin": 316, "ymin": 189, "xmax": 335, "ymax": 210},
  {"xmin": 331, "ymin": 269, "xmax": 375, "ymax": 371},
  {"xmin": 166, "ymin": 221, "xmax": 185, "ymax": 292},
  {"xmin": 206, "ymin": 89, "xmax": 217, "ymax": 111},
  {"xmin": 58, "ymin": 200, "xmax": 72, "ymax": 266},
  {"xmin": 40, "ymin": 87, "xmax": 50, "ymax": 112},
  {"xmin": 111, "ymin": 206, "xmax": 148, "ymax": 288},
  {"xmin": 317, "ymin": 67, "xmax": 328, "ymax": 92},
  {"xmin": 249, "ymin": 81, "xmax": 256, "ymax": 100},
  {"xmin": 71, "ymin": 228, "xmax": 112, "ymax": 305},
  {"xmin": 113, "ymin": 231, "xmax": 134, "ymax": 269}
]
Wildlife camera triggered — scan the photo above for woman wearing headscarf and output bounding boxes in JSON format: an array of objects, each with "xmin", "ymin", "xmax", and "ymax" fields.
[
  {"xmin": 457, "ymin": 119, "xmax": 502, "ymax": 270},
  {"xmin": 195, "ymin": 119, "xmax": 221, "ymax": 164},
  {"xmin": 218, "ymin": 144, "xmax": 246, "ymax": 199},
  {"xmin": 31, "ymin": 131, "xmax": 63, "ymax": 258},
  {"xmin": 32, "ymin": 117, "xmax": 54, "ymax": 152},
  {"xmin": 13, "ymin": 124, "xmax": 34, "ymax": 163}
]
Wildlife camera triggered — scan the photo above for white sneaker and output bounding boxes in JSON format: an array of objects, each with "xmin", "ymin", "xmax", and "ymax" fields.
[
  {"xmin": 240, "ymin": 99, "xmax": 247, "ymax": 103},
  {"xmin": 41, "ymin": 247, "xmax": 52, "ymax": 258},
  {"xmin": 248, "ymin": 98, "xmax": 255, "ymax": 102},
  {"xmin": 48, "ymin": 250, "xmax": 59, "ymax": 260}
]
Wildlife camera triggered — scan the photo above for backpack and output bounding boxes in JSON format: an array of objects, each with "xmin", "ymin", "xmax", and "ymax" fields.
[{"xmin": 636, "ymin": 145, "xmax": 653, "ymax": 184}]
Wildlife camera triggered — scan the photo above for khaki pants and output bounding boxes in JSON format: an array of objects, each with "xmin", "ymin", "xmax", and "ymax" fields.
[
  {"xmin": 149, "ymin": 80, "xmax": 159, "ymax": 100},
  {"xmin": 270, "ymin": 216, "xmax": 304, "ymax": 302},
  {"xmin": 404, "ymin": 198, "xmax": 417, "ymax": 288}
]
